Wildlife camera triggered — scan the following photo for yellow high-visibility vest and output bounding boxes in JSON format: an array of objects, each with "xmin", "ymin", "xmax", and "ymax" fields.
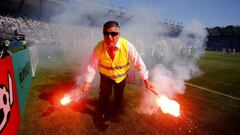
[{"xmin": 96, "ymin": 37, "xmax": 130, "ymax": 83}]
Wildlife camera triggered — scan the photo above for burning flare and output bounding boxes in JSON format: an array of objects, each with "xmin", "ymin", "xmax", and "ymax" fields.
[
  {"xmin": 156, "ymin": 95, "xmax": 180, "ymax": 117},
  {"xmin": 60, "ymin": 91, "xmax": 82, "ymax": 106},
  {"xmin": 60, "ymin": 95, "xmax": 73, "ymax": 105}
]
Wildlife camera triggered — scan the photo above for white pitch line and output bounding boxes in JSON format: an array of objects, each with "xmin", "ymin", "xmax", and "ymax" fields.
[{"xmin": 185, "ymin": 82, "xmax": 240, "ymax": 101}]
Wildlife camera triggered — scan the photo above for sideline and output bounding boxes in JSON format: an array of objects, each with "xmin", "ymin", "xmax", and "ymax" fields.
[{"xmin": 185, "ymin": 82, "xmax": 240, "ymax": 101}]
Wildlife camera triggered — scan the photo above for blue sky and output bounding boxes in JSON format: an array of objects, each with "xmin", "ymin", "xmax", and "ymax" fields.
[{"xmin": 101, "ymin": 0, "xmax": 240, "ymax": 27}]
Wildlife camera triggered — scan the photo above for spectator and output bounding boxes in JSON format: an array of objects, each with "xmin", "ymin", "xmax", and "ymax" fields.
[{"xmin": 80, "ymin": 21, "xmax": 153, "ymax": 124}]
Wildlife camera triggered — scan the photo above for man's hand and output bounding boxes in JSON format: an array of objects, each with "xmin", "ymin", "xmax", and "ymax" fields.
[
  {"xmin": 81, "ymin": 82, "xmax": 90, "ymax": 93},
  {"xmin": 144, "ymin": 79, "xmax": 154, "ymax": 91}
]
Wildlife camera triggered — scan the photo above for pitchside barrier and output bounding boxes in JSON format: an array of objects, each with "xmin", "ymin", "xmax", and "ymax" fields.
[
  {"xmin": 12, "ymin": 48, "xmax": 33, "ymax": 114},
  {"xmin": 0, "ymin": 56, "xmax": 21, "ymax": 135},
  {"xmin": 0, "ymin": 46, "xmax": 38, "ymax": 134}
]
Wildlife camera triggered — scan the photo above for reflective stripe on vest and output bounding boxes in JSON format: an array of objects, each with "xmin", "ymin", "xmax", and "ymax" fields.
[
  {"xmin": 99, "ymin": 62, "xmax": 130, "ymax": 70},
  {"xmin": 96, "ymin": 37, "xmax": 130, "ymax": 83}
]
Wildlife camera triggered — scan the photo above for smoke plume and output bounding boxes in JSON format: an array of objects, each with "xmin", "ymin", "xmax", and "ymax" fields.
[
  {"xmin": 35, "ymin": 0, "xmax": 207, "ymax": 114},
  {"xmin": 136, "ymin": 20, "xmax": 207, "ymax": 114}
]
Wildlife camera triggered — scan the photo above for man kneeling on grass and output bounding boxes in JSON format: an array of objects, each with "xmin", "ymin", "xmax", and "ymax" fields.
[{"xmin": 80, "ymin": 21, "xmax": 153, "ymax": 123}]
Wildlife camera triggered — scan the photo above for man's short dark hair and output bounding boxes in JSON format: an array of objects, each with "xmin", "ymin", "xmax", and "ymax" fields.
[{"xmin": 103, "ymin": 21, "xmax": 119, "ymax": 30}]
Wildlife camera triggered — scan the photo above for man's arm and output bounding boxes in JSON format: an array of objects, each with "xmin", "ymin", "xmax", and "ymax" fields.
[
  {"xmin": 81, "ymin": 47, "xmax": 99, "ymax": 92},
  {"xmin": 144, "ymin": 79, "xmax": 154, "ymax": 91},
  {"xmin": 128, "ymin": 41, "xmax": 153, "ymax": 90}
]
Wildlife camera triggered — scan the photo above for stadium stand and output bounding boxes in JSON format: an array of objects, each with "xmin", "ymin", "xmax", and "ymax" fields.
[
  {"xmin": 206, "ymin": 26, "xmax": 240, "ymax": 52},
  {"xmin": 0, "ymin": 0, "xmax": 239, "ymax": 53},
  {"xmin": 0, "ymin": 14, "xmax": 100, "ymax": 46}
]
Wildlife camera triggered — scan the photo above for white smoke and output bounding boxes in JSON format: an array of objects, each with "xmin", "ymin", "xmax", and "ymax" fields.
[
  {"xmin": 137, "ymin": 20, "xmax": 207, "ymax": 115},
  {"xmin": 36, "ymin": 0, "xmax": 207, "ymax": 112},
  {"xmin": 151, "ymin": 21, "xmax": 207, "ymax": 96}
]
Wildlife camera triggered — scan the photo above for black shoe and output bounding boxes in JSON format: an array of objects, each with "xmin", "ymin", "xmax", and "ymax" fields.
[
  {"xmin": 96, "ymin": 122, "xmax": 108, "ymax": 132},
  {"xmin": 95, "ymin": 113, "xmax": 107, "ymax": 124},
  {"xmin": 94, "ymin": 113, "xmax": 108, "ymax": 131},
  {"xmin": 110, "ymin": 115, "xmax": 121, "ymax": 123},
  {"xmin": 110, "ymin": 112, "xmax": 122, "ymax": 123},
  {"xmin": 100, "ymin": 113, "xmax": 108, "ymax": 122}
]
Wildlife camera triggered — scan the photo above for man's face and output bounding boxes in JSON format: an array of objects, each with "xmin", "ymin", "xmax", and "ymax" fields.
[{"xmin": 103, "ymin": 26, "xmax": 120, "ymax": 47}]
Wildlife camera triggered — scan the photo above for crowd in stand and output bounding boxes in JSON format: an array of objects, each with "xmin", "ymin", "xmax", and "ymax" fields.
[{"xmin": 0, "ymin": 15, "xmax": 101, "ymax": 47}]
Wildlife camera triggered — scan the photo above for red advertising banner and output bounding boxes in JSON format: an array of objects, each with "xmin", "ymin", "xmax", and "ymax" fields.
[{"xmin": 0, "ymin": 56, "xmax": 20, "ymax": 135}]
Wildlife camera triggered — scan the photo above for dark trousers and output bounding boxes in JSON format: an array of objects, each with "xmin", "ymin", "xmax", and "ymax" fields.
[{"xmin": 99, "ymin": 73, "xmax": 127, "ymax": 114}]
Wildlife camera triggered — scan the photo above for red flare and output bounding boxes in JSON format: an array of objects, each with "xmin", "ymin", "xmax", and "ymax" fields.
[
  {"xmin": 60, "ymin": 95, "xmax": 73, "ymax": 105},
  {"xmin": 149, "ymin": 89, "xmax": 181, "ymax": 117},
  {"xmin": 156, "ymin": 95, "xmax": 180, "ymax": 117}
]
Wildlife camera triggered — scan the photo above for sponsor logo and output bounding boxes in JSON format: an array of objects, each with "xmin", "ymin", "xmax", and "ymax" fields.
[
  {"xmin": 19, "ymin": 61, "xmax": 30, "ymax": 88},
  {"xmin": 0, "ymin": 73, "xmax": 13, "ymax": 132}
]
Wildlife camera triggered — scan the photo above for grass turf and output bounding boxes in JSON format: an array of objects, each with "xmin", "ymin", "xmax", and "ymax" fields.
[
  {"xmin": 18, "ymin": 51, "xmax": 240, "ymax": 135},
  {"xmin": 189, "ymin": 51, "xmax": 240, "ymax": 98}
]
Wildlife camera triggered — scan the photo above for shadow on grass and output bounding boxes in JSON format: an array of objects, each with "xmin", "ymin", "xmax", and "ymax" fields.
[
  {"xmin": 39, "ymin": 89, "xmax": 69, "ymax": 117},
  {"xmin": 38, "ymin": 81, "xmax": 75, "ymax": 117},
  {"xmin": 38, "ymin": 83, "xmax": 109, "ymax": 132},
  {"xmin": 70, "ymin": 98, "xmax": 109, "ymax": 132}
]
